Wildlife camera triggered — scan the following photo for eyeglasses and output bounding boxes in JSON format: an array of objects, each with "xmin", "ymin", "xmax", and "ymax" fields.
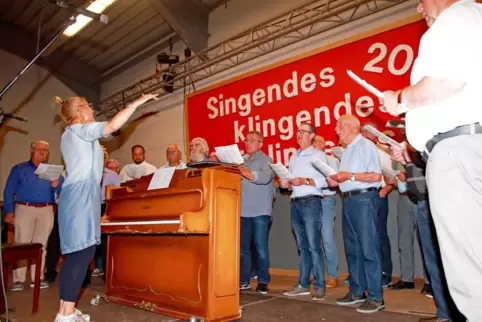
[
  {"xmin": 244, "ymin": 139, "xmax": 262, "ymax": 143},
  {"xmin": 297, "ymin": 129, "xmax": 313, "ymax": 134}
]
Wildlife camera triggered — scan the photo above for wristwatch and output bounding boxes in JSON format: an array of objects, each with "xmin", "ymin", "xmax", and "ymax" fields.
[
  {"xmin": 396, "ymin": 90, "xmax": 409, "ymax": 114},
  {"xmin": 350, "ymin": 173, "xmax": 356, "ymax": 181}
]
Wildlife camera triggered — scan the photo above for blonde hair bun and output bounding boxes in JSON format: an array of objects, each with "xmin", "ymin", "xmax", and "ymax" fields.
[{"xmin": 53, "ymin": 96, "xmax": 64, "ymax": 105}]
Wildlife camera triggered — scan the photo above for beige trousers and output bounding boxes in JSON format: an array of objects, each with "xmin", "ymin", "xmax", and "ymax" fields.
[
  {"xmin": 426, "ymin": 134, "xmax": 482, "ymax": 321},
  {"xmin": 12, "ymin": 204, "xmax": 54, "ymax": 283}
]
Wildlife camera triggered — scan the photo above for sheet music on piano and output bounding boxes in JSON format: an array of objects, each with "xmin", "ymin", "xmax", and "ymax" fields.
[
  {"xmin": 214, "ymin": 144, "xmax": 245, "ymax": 165},
  {"xmin": 147, "ymin": 167, "xmax": 176, "ymax": 190}
]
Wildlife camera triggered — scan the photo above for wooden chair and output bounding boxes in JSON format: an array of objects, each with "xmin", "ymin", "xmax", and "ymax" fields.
[{"xmin": 0, "ymin": 243, "xmax": 42, "ymax": 314}]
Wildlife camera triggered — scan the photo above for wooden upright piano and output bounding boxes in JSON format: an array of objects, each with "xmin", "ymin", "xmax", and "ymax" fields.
[{"xmin": 101, "ymin": 165, "xmax": 242, "ymax": 322}]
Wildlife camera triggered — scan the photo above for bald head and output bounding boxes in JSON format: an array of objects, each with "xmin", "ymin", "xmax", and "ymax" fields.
[
  {"xmin": 336, "ymin": 115, "xmax": 361, "ymax": 145},
  {"xmin": 313, "ymin": 135, "xmax": 326, "ymax": 151}
]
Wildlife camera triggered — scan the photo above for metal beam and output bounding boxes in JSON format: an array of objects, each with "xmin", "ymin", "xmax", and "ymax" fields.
[
  {"xmin": 146, "ymin": 0, "xmax": 209, "ymax": 53},
  {"xmin": 97, "ymin": 0, "xmax": 412, "ymax": 118},
  {"xmin": 0, "ymin": 20, "xmax": 101, "ymax": 105}
]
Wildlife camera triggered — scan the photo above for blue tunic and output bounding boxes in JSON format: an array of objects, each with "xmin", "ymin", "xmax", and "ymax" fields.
[{"xmin": 58, "ymin": 121, "xmax": 107, "ymax": 254}]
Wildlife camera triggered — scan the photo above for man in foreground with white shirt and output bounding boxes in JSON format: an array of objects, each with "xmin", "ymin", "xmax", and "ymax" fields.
[
  {"xmin": 280, "ymin": 123, "xmax": 328, "ymax": 300},
  {"xmin": 382, "ymin": 0, "xmax": 482, "ymax": 319}
]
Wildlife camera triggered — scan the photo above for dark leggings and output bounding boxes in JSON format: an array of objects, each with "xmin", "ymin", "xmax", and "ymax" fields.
[{"xmin": 59, "ymin": 245, "xmax": 96, "ymax": 302}]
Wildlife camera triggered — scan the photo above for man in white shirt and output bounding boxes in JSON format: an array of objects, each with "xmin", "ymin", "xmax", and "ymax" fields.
[
  {"xmin": 162, "ymin": 144, "xmax": 187, "ymax": 169},
  {"xmin": 383, "ymin": 1, "xmax": 482, "ymax": 320},
  {"xmin": 119, "ymin": 145, "xmax": 157, "ymax": 183}
]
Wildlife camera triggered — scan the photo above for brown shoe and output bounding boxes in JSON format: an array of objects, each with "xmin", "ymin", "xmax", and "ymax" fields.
[{"xmin": 326, "ymin": 278, "xmax": 338, "ymax": 288}]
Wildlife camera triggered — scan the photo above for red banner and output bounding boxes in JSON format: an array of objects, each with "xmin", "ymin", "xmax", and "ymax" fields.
[{"xmin": 186, "ymin": 18, "xmax": 427, "ymax": 166}]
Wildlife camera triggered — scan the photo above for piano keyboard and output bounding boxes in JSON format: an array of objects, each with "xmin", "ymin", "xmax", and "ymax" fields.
[{"xmin": 101, "ymin": 220, "xmax": 181, "ymax": 226}]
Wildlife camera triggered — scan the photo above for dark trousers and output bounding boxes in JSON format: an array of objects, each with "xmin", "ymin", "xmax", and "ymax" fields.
[
  {"xmin": 343, "ymin": 191, "xmax": 382, "ymax": 300},
  {"xmin": 377, "ymin": 197, "xmax": 392, "ymax": 280},
  {"xmin": 45, "ymin": 211, "xmax": 61, "ymax": 282},
  {"xmin": 240, "ymin": 216, "xmax": 271, "ymax": 285},
  {"xmin": 59, "ymin": 245, "xmax": 96, "ymax": 302}
]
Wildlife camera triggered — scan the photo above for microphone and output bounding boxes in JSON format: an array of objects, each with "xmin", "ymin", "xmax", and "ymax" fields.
[{"xmin": 50, "ymin": 1, "xmax": 109, "ymax": 24}]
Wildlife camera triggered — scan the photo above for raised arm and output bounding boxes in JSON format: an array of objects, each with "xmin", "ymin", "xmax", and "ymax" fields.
[{"xmin": 103, "ymin": 93, "xmax": 158, "ymax": 136}]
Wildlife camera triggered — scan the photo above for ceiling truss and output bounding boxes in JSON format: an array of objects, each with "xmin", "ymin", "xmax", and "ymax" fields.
[{"xmin": 97, "ymin": 0, "xmax": 411, "ymax": 118}]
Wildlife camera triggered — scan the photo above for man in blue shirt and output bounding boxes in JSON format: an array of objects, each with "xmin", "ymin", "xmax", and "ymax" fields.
[
  {"xmin": 238, "ymin": 131, "xmax": 275, "ymax": 294},
  {"xmin": 3, "ymin": 140, "xmax": 63, "ymax": 291},
  {"xmin": 328, "ymin": 115, "xmax": 384, "ymax": 313},
  {"xmin": 280, "ymin": 123, "xmax": 328, "ymax": 300}
]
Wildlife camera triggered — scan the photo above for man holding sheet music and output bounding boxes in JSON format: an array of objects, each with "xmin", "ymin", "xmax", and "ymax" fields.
[
  {"xmin": 119, "ymin": 145, "xmax": 157, "ymax": 183},
  {"xmin": 279, "ymin": 123, "xmax": 329, "ymax": 301},
  {"xmin": 328, "ymin": 115, "xmax": 384, "ymax": 314},
  {"xmin": 3, "ymin": 140, "xmax": 64, "ymax": 291},
  {"xmin": 381, "ymin": 0, "xmax": 482, "ymax": 319},
  {"xmin": 237, "ymin": 131, "xmax": 275, "ymax": 294}
]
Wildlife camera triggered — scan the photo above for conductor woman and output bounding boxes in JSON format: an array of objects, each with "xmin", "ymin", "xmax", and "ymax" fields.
[{"xmin": 53, "ymin": 93, "xmax": 158, "ymax": 322}]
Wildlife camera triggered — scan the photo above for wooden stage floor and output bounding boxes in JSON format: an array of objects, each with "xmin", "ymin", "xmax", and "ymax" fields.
[{"xmin": 1, "ymin": 274, "xmax": 436, "ymax": 321}]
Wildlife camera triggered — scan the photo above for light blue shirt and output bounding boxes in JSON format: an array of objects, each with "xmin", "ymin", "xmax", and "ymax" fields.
[
  {"xmin": 61, "ymin": 122, "xmax": 107, "ymax": 187},
  {"xmin": 322, "ymin": 155, "xmax": 340, "ymax": 196},
  {"xmin": 102, "ymin": 168, "xmax": 120, "ymax": 203},
  {"xmin": 288, "ymin": 146, "xmax": 328, "ymax": 198},
  {"xmin": 339, "ymin": 134, "xmax": 382, "ymax": 193},
  {"xmin": 241, "ymin": 151, "xmax": 275, "ymax": 217},
  {"xmin": 162, "ymin": 162, "xmax": 187, "ymax": 169}
]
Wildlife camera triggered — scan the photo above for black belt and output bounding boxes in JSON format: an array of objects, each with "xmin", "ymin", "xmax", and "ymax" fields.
[
  {"xmin": 290, "ymin": 195, "xmax": 322, "ymax": 203},
  {"xmin": 342, "ymin": 187, "xmax": 378, "ymax": 199},
  {"xmin": 423, "ymin": 123, "xmax": 482, "ymax": 161}
]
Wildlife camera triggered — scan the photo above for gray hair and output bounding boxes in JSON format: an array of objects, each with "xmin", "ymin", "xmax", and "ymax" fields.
[
  {"xmin": 191, "ymin": 137, "xmax": 209, "ymax": 156},
  {"xmin": 30, "ymin": 140, "xmax": 49, "ymax": 150},
  {"xmin": 166, "ymin": 144, "xmax": 182, "ymax": 152}
]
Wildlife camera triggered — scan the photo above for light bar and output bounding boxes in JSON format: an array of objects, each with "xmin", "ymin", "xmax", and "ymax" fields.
[{"xmin": 63, "ymin": 0, "xmax": 116, "ymax": 37}]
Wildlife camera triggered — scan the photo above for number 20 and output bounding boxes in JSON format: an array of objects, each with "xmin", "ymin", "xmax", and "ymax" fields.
[{"xmin": 363, "ymin": 42, "xmax": 414, "ymax": 76}]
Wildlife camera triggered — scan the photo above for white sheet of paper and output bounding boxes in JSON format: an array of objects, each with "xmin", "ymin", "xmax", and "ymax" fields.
[
  {"xmin": 378, "ymin": 149, "xmax": 398, "ymax": 177},
  {"xmin": 147, "ymin": 167, "xmax": 176, "ymax": 190},
  {"xmin": 311, "ymin": 158, "xmax": 337, "ymax": 177},
  {"xmin": 363, "ymin": 125, "xmax": 404, "ymax": 148},
  {"xmin": 331, "ymin": 147, "xmax": 345, "ymax": 161},
  {"xmin": 347, "ymin": 70, "xmax": 384, "ymax": 98},
  {"xmin": 214, "ymin": 144, "xmax": 245, "ymax": 164},
  {"xmin": 125, "ymin": 164, "xmax": 147, "ymax": 179},
  {"xmin": 34, "ymin": 163, "xmax": 64, "ymax": 181},
  {"xmin": 268, "ymin": 163, "xmax": 294, "ymax": 180}
]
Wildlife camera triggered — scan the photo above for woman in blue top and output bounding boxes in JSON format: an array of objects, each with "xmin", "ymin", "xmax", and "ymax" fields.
[{"xmin": 53, "ymin": 93, "xmax": 158, "ymax": 322}]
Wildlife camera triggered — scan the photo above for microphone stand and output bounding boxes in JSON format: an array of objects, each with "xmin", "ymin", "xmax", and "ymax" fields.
[{"xmin": 0, "ymin": 16, "xmax": 76, "ymax": 127}]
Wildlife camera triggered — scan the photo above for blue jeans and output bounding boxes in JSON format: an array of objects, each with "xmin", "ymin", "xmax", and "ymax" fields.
[
  {"xmin": 378, "ymin": 197, "xmax": 392, "ymax": 280},
  {"xmin": 417, "ymin": 200, "xmax": 463, "ymax": 321},
  {"xmin": 291, "ymin": 197, "xmax": 325, "ymax": 289},
  {"xmin": 342, "ymin": 191, "xmax": 382, "ymax": 301},
  {"xmin": 321, "ymin": 195, "xmax": 338, "ymax": 278},
  {"xmin": 240, "ymin": 216, "xmax": 271, "ymax": 284}
]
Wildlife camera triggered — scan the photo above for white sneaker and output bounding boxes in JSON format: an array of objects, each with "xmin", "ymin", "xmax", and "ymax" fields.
[
  {"xmin": 54, "ymin": 313, "xmax": 89, "ymax": 322},
  {"xmin": 91, "ymin": 269, "xmax": 104, "ymax": 277},
  {"xmin": 75, "ymin": 309, "xmax": 91, "ymax": 322}
]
